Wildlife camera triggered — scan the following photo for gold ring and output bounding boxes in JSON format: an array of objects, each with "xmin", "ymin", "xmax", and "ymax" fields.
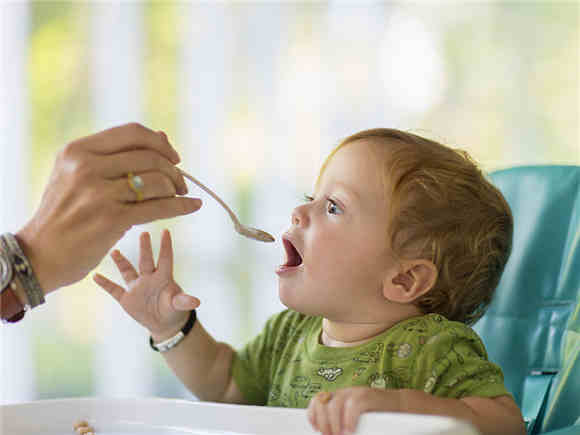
[
  {"xmin": 316, "ymin": 391, "xmax": 332, "ymax": 404},
  {"xmin": 127, "ymin": 172, "xmax": 144, "ymax": 202}
]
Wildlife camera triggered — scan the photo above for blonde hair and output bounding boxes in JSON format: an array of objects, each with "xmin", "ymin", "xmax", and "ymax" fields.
[{"xmin": 318, "ymin": 128, "xmax": 513, "ymax": 325}]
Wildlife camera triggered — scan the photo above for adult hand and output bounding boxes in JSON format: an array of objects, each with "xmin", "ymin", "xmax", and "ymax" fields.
[
  {"xmin": 307, "ymin": 387, "xmax": 401, "ymax": 435},
  {"xmin": 16, "ymin": 122, "xmax": 202, "ymax": 294},
  {"xmin": 93, "ymin": 229, "xmax": 200, "ymax": 339}
]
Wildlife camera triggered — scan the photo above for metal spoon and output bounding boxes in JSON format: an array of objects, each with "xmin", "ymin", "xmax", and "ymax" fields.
[{"xmin": 177, "ymin": 168, "xmax": 275, "ymax": 243}]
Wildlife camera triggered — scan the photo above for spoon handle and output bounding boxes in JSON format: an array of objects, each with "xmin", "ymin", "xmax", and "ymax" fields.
[{"xmin": 177, "ymin": 168, "xmax": 241, "ymax": 228}]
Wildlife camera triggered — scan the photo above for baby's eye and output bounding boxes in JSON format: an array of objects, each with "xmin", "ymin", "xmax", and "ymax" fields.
[
  {"xmin": 302, "ymin": 194, "xmax": 343, "ymax": 215},
  {"xmin": 326, "ymin": 198, "xmax": 343, "ymax": 215}
]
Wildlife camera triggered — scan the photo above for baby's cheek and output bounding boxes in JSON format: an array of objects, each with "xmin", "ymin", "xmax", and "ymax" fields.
[{"xmin": 314, "ymin": 249, "xmax": 358, "ymax": 282}]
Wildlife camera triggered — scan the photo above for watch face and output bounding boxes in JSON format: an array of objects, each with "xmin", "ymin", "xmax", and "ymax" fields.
[{"xmin": 0, "ymin": 251, "xmax": 14, "ymax": 292}]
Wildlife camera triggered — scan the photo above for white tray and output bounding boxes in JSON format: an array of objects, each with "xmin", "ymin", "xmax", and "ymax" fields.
[{"xmin": 0, "ymin": 397, "xmax": 479, "ymax": 435}]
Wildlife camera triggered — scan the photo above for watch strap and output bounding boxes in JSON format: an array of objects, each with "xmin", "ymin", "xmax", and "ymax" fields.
[
  {"xmin": 1, "ymin": 284, "xmax": 26, "ymax": 323},
  {"xmin": 149, "ymin": 309, "xmax": 196, "ymax": 353}
]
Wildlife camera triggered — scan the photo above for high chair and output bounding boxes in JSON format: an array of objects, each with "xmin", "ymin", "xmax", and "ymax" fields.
[{"xmin": 473, "ymin": 165, "xmax": 580, "ymax": 435}]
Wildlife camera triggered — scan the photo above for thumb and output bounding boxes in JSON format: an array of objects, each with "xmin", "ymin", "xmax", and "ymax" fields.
[{"xmin": 172, "ymin": 292, "xmax": 200, "ymax": 311}]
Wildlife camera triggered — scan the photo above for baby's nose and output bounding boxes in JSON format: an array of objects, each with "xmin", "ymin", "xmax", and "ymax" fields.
[
  {"xmin": 292, "ymin": 213, "xmax": 300, "ymax": 226},
  {"xmin": 291, "ymin": 203, "xmax": 309, "ymax": 227}
]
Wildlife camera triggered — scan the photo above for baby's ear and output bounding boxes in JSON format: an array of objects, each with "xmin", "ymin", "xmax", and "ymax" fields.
[{"xmin": 383, "ymin": 260, "xmax": 437, "ymax": 303}]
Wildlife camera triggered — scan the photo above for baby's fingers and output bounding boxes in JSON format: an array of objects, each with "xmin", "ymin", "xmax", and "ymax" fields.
[
  {"xmin": 110, "ymin": 249, "xmax": 139, "ymax": 284},
  {"xmin": 93, "ymin": 273, "xmax": 126, "ymax": 303},
  {"xmin": 157, "ymin": 229, "xmax": 174, "ymax": 273},
  {"xmin": 343, "ymin": 397, "xmax": 366, "ymax": 435},
  {"xmin": 308, "ymin": 393, "xmax": 331, "ymax": 435},
  {"xmin": 139, "ymin": 232, "xmax": 155, "ymax": 275},
  {"xmin": 172, "ymin": 293, "xmax": 201, "ymax": 311}
]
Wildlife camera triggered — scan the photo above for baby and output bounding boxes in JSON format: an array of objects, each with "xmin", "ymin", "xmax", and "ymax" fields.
[{"xmin": 94, "ymin": 128, "xmax": 526, "ymax": 435}]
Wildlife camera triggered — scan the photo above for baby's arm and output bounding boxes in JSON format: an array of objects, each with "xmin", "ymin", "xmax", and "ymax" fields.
[
  {"xmin": 399, "ymin": 389, "xmax": 525, "ymax": 435},
  {"xmin": 93, "ymin": 229, "xmax": 247, "ymax": 404},
  {"xmin": 151, "ymin": 318, "xmax": 247, "ymax": 403},
  {"xmin": 307, "ymin": 387, "xmax": 525, "ymax": 435}
]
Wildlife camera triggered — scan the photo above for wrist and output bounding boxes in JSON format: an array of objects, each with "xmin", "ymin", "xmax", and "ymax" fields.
[
  {"xmin": 150, "ymin": 312, "xmax": 191, "ymax": 343},
  {"xmin": 15, "ymin": 228, "xmax": 52, "ymax": 295},
  {"xmin": 150, "ymin": 310, "xmax": 197, "ymax": 353}
]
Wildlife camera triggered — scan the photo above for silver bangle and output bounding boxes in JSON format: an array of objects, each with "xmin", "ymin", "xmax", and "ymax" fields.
[{"xmin": 0, "ymin": 233, "xmax": 45, "ymax": 309}]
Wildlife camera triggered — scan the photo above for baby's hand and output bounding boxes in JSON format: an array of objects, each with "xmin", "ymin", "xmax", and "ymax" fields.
[
  {"xmin": 307, "ymin": 387, "xmax": 400, "ymax": 435},
  {"xmin": 93, "ymin": 229, "xmax": 200, "ymax": 337}
]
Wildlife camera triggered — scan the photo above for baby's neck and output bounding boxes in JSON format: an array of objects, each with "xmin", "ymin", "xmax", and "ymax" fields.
[{"xmin": 320, "ymin": 309, "xmax": 423, "ymax": 348}]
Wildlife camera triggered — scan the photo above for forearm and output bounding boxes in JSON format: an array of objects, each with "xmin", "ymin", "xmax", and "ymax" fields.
[
  {"xmin": 151, "ymin": 318, "xmax": 234, "ymax": 402},
  {"xmin": 397, "ymin": 389, "xmax": 526, "ymax": 435}
]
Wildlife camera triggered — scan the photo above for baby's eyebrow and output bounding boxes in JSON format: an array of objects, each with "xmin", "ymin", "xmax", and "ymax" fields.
[{"xmin": 332, "ymin": 182, "xmax": 361, "ymax": 204}]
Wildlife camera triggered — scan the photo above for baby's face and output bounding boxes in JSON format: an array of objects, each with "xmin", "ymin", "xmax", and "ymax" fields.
[{"xmin": 277, "ymin": 140, "xmax": 399, "ymax": 322}]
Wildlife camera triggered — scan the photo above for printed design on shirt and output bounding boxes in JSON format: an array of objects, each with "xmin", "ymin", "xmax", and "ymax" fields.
[
  {"xmin": 269, "ymin": 384, "xmax": 282, "ymax": 401},
  {"xmin": 423, "ymin": 375, "xmax": 438, "ymax": 393},
  {"xmin": 421, "ymin": 328, "xmax": 502, "ymax": 397},
  {"xmin": 368, "ymin": 371, "xmax": 404, "ymax": 389},
  {"xmin": 396, "ymin": 343, "xmax": 412, "ymax": 358},
  {"xmin": 402, "ymin": 318, "xmax": 429, "ymax": 333},
  {"xmin": 272, "ymin": 322, "xmax": 303, "ymax": 358},
  {"xmin": 317, "ymin": 367, "xmax": 343, "ymax": 382},
  {"xmin": 271, "ymin": 376, "xmax": 322, "ymax": 407},
  {"xmin": 444, "ymin": 365, "xmax": 502, "ymax": 390},
  {"xmin": 385, "ymin": 342, "xmax": 413, "ymax": 359},
  {"xmin": 290, "ymin": 376, "xmax": 322, "ymax": 398},
  {"xmin": 352, "ymin": 367, "xmax": 368, "ymax": 381},
  {"xmin": 425, "ymin": 333, "xmax": 445, "ymax": 347},
  {"xmin": 353, "ymin": 343, "xmax": 384, "ymax": 363}
]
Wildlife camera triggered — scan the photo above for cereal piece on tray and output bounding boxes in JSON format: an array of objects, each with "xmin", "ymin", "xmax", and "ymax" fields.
[
  {"xmin": 73, "ymin": 420, "xmax": 95, "ymax": 434},
  {"xmin": 73, "ymin": 420, "xmax": 89, "ymax": 430}
]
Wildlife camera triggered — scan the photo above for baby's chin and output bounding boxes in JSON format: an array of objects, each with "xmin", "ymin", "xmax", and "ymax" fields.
[{"xmin": 277, "ymin": 283, "xmax": 329, "ymax": 317}]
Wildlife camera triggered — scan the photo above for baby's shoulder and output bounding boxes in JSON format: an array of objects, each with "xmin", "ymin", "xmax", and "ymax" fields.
[
  {"xmin": 388, "ymin": 314, "xmax": 487, "ymax": 359},
  {"xmin": 395, "ymin": 313, "xmax": 476, "ymax": 335}
]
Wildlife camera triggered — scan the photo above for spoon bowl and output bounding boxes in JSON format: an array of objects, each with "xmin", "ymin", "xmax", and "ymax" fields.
[
  {"xmin": 178, "ymin": 168, "xmax": 276, "ymax": 243},
  {"xmin": 237, "ymin": 225, "xmax": 276, "ymax": 243}
]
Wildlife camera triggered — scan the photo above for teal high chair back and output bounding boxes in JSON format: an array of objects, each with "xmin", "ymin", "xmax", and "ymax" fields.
[{"xmin": 473, "ymin": 165, "xmax": 580, "ymax": 435}]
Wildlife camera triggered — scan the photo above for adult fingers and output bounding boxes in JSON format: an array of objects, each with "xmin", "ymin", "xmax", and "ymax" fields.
[
  {"xmin": 120, "ymin": 196, "xmax": 203, "ymax": 226},
  {"xmin": 93, "ymin": 273, "xmax": 126, "ymax": 304},
  {"xmin": 110, "ymin": 250, "xmax": 139, "ymax": 284},
  {"xmin": 114, "ymin": 172, "xmax": 179, "ymax": 203},
  {"xmin": 139, "ymin": 232, "xmax": 155, "ymax": 275},
  {"xmin": 70, "ymin": 122, "xmax": 180, "ymax": 164},
  {"xmin": 96, "ymin": 149, "xmax": 187, "ymax": 195},
  {"xmin": 157, "ymin": 229, "xmax": 174, "ymax": 273}
]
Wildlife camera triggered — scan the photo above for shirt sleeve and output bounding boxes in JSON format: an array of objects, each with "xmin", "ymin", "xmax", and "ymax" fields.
[
  {"xmin": 411, "ymin": 323, "xmax": 511, "ymax": 399},
  {"xmin": 231, "ymin": 312, "xmax": 282, "ymax": 405}
]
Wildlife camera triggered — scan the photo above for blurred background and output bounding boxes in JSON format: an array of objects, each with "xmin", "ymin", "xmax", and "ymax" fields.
[{"xmin": 1, "ymin": 0, "xmax": 578, "ymax": 403}]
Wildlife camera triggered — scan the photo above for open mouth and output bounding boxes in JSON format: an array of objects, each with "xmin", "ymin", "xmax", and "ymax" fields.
[{"xmin": 282, "ymin": 236, "xmax": 303, "ymax": 268}]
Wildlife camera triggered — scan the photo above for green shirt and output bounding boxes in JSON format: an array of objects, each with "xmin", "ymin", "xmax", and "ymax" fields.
[{"xmin": 232, "ymin": 310, "xmax": 510, "ymax": 408}]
